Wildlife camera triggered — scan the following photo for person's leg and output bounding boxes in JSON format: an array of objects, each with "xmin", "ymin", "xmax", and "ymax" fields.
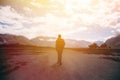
[
  {"xmin": 59, "ymin": 50, "xmax": 63, "ymax": 65},
  {"xmin": 57, "ymin": 50, "xmax": 60, "ymax": 64},
  {"xmin": 59, "ymin": 53, "xmax": 62, "ymax": 65},
  {"xmin": 57, "ymin": 50, "xmax": 63, "ymax": 65}
]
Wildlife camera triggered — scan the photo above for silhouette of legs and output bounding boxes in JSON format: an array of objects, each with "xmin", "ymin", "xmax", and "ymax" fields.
[
  {"xmin": 58, "ymin": 53, "xmax": 62, "ymax": 65},
  {"xmin": 57, "ymin": 50, "xmax": 63, "ymax": 65}
]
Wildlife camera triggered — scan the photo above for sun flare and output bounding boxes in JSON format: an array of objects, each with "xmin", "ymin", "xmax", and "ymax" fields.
[{"xmin": 0, "ymin": 0, "xmax": 120, "ymax": 41}]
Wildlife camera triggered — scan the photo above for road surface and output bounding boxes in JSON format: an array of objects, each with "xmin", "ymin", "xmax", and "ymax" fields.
[{"xmin": 0, "ymin": 49, "xmax": 120, "ymax": 80}]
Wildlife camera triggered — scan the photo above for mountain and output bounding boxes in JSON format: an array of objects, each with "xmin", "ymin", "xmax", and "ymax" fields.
[
  {"xmin": 31, "ymin": 36, "xmax": 56, "ymax": 47},
  {"xmin": 94, "ymin": 41, "xmax": 104, "ymax": 46},
  {"xmin": 0, "ymin": 34, "xmax": 91, "ymax": 48},
  {"xmin": 0, "ymin": 34, "xmax": 33, "ymax": 45},
  {"xmin": 65, "ymin": 39, "xmax": 91, "ymax": 48},
  {"xmin": 31, "ymin": 36, "xmax": 91, "ymax": 48},
  {"xmin": 105, "ymin": 35, "xmax": 120, "ymax": 48}
]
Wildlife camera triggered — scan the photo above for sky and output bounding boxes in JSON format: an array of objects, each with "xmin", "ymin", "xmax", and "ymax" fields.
[{"xmin": 0, "ymin": 0, "xmax": 120, "ymax": 41}]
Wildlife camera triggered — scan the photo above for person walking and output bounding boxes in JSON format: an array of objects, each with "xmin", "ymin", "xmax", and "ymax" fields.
[{"xmin": 56, "ymin": 34, "xmax": 65, "ymax": 65}]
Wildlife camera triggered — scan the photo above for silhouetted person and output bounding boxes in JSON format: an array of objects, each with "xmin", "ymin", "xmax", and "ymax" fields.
[{"xmin": 56, "ymin": 34, "xmax": 65, "ymax": 65}]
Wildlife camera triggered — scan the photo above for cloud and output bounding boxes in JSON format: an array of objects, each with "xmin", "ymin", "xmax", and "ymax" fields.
[
  {"xmin": 0, "ymin": 21, "xmax": 12, "ymax": 27},
  {"xmin": 0, "ymin": 6, "xmax": 87, "ymax": 38},
  {"xmin": 30, "ymin": 1, "xmax": 43, "ymax": 8},
  {"xmin": 0, "ymin": 6, "xmax": 30, "ymax": 37},
  {"xmin": 0, "ymin": 0, "xmax": 120, "ymax": 41}
]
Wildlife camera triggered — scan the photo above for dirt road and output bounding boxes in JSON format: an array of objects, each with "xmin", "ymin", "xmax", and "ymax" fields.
[{"xmin": 1, "ymin": 49, "xmax": 120, "ymax": 80}]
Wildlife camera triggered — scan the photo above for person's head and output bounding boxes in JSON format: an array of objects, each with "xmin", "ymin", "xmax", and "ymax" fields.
[{"xmin": 58, "ymin": 34, "xmax": 61, "ymax": 38}]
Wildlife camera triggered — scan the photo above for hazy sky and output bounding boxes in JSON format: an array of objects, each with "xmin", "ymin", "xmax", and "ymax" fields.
[{"xmin": 0, "ymin": 0, "xmax": 120, "ymax": 41}]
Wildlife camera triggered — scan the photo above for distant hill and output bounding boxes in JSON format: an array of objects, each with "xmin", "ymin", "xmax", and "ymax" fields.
[
  {"xmin": 31, "ymin": 36, "xmax": 91, "ymax": 48},
  {"xmin": 94, "ymin": 41, "xmax": 104, "ymax": 46},
  {"xmin": 65, "ymin": 39, "xmax": 91, "ymax": 48},
  {"xmin": 105, "ymin": 35, "xmax": 120, "ymax": 48},
  {"xmin": 0, "ymin": 34, "xmax": 33, "ymax": 45},
  {"xmin": 0, "ymin": 34, "xmax": 91, "ymax": 48},
  {"xmin": 31, "ymin": 36, "xmax": 56, "ymax": 47}
]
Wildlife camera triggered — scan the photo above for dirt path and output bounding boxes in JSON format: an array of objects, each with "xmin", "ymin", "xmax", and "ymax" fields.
[{"xmin": 4, "ymin": 50, "xmax": 120, "ymax": 80}]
